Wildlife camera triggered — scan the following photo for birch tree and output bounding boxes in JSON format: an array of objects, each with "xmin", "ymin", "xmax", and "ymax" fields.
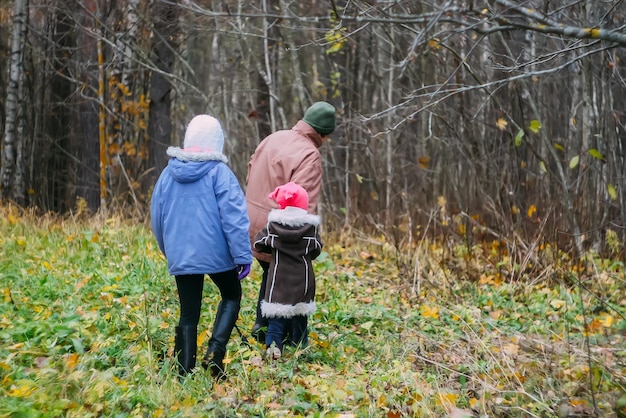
[{"xmin": 1, "ymin": 0, "xmax": 28, "ymax": 204}]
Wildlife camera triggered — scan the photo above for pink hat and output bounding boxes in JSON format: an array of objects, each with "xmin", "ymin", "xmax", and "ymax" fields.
[{"xmin": 268, "ymin": 182, "xmax": 309, "ymax": 210}]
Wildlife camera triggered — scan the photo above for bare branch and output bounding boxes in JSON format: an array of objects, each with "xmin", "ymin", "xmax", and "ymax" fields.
[{"xmin": 493, "ymin": 0, "xmax": 626, "ymax": 45}]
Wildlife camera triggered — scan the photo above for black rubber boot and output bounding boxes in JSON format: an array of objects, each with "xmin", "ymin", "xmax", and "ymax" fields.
[
  {"xmin": 174, "ymin": 325, "xmax": 197, "ymax": 377},
  {"xmin": 201, "ymin": 299, "xmax": 240, "ymax": 378}
]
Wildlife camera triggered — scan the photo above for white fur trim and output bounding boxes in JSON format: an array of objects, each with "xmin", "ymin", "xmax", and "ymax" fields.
[
  {"xmin": 261, "ymin": 300, "xmax": 316, "ymax": 318},
  {"xmin": 267, "ymin": 207, "xmax": 320, "ymax": 227},
  {"xmin": 166, "ymin": 147, "xmax": 228, "ymax": 163}
]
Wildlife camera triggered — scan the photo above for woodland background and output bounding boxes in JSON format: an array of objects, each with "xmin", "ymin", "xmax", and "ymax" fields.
[
  {"xmin": 1, "ymin": 2, "xmax": 625, "ymax": 416},
  {"xmin": 0, "ymin": 0, "xmax": 625, "ymax": 261}
]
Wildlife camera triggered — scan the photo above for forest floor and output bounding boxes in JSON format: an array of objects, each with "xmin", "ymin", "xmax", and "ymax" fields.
[{"xmin": 0, "ymin": 205, "xmax": 624, "ymax": 417}]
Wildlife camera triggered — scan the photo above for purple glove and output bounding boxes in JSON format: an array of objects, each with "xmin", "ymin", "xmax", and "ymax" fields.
[{"xmin": 236, "ymin": 264, "xmax": 251, "ymax": 280}]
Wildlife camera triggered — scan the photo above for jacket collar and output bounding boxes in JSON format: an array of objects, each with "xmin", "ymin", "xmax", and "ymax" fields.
[
  {"xmin": 166, "ymin": 146, "xmax": 228, "ymax": 163},
  {"xmin": 268, "ymin": 207, "xmax": 320, "ymax": 227},
  {"xmin": 292, "ymin": 120, "xmax": 323, "ymax": 148}
]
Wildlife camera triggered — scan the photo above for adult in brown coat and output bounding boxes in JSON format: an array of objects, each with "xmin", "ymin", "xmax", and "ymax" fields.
[{"xmin": 246, "ymin": 101, "xmax": 336, "ymax": 341}]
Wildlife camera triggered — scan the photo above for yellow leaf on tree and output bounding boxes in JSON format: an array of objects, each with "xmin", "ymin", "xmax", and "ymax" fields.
[
  {"xmin": 515, "ymin": 129, "xmax": 524, "ymax": 146},
  {"xmin": 528, "ymin": 119, "xmax": 542, "ymax": 133},
  {"xmin": 589, "ymin": 148, "xmax": 605, "ymax": 160},
  {"xmin": 108, "ymin": 143, "xmax": 121, "ymax": 155},
  {"xmin": 496, "ymin": 118, "xmax": 508, "ymax": 131},
  {"xmin": 607, "ymin": 184, "xmax": 617, "ymax": 200},
  {"xmin": 527, "ymin": 204, "xmax": 537, "ymax": 218}
]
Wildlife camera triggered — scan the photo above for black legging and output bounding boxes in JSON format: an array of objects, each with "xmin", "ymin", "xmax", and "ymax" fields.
[{"xmin": 175, "ymin": 270, "xmax": 241, "ymax": 326}]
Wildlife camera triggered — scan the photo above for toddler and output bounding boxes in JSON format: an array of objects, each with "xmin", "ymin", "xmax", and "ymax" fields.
[{"xmin": 254, "ymin": 182, "xmax": 323, "ymax": 359}]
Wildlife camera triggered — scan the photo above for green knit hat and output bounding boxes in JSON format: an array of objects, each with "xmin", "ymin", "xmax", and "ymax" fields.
[{"xmin": 303, "ymin": 102, "xmax": 336, "ymax": 135}]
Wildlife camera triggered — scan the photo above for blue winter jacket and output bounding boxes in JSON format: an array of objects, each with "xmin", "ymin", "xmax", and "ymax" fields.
[{"xmin": 150, "ymin": 156, "xmax": 253, "ymax": 276}]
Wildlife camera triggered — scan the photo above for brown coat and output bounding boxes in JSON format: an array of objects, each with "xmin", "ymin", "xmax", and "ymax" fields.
[
  {"xmin": 246, "ymin": 120, "xmax": 323, "ymax": 262},
  {"xmin": 254, "ymin": 207, "xmax": 322, "ymax": 318}
]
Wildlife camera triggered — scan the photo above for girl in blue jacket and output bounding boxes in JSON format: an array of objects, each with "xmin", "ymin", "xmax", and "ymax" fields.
[{"xmin": 150, "ymin": 115, "xmax": 252, "ymax": 378}]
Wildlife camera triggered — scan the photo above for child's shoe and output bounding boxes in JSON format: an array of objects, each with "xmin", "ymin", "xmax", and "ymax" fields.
[{"xmin": 265, "ymin": 346, "xmax": 281, "ymax": 360}]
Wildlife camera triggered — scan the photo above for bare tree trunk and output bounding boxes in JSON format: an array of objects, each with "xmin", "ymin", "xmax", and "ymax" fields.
[
  {"xmin": 279, "ymin": 0, "xmax": 309, "ymax": 112},
  {"xmin": 261, "ymin": 0, "xmax": 278, "ymax": 132},
  {"xmin": 1, "ymin": 0, "xmax": 29, "ymax": 204},
  {"xmin": 147, "ymin": 0, "xmax": 180, "ymax": 185},
  {"xmin": 108, "ymin": 0, "xmax": 141, "ymax": 205},
  {"xmin": 97, "ymin": 26, "xmax": 107, "ymax": 214},
  {"xmin": 74, "ymin": 0, "xmax": 102, "ymax": 211},
  {"xmin": 385, "ymin": 57, "xmax": 394, "ymax": 227},
  {"xmin": 37, "ymin": 5, "xmax": 74, "ymax": 212},
  {"xmin": 120, "ymin": 0, "xmax": 140, "ymax": 91}
]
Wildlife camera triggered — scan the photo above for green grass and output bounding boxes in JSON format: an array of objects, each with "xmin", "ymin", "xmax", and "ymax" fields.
[{"xmin": 0, "ymin": 205, "xmax": 624, "ymax": 417}]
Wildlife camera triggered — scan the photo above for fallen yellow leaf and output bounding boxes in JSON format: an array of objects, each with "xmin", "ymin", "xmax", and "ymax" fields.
[
  {"xmin": 9, "ymin": 384, "xmax": 36, "ymax": 398},
  {"xmin": 550, "ymin": 299, "xmax": 566, "ymax": 309},
  {"xmin": 65, "ymin": 353, "xmax": 79, "ymax": 370},
  {"xmin": 420, "ymin": 305, "xmax": 439, "ymax": 319},
  {"xmin": 599, "ymin": 314, "xmax": 613, "ymax": 328},
  {"xmin": 436, "ymin": 392, "xmax": 458, "ymax": 407}
]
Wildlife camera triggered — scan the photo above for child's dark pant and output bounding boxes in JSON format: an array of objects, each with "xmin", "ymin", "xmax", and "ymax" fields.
[{"xmin": 266, "ymin": 315, "xmax": 308, "ymax": 350}]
